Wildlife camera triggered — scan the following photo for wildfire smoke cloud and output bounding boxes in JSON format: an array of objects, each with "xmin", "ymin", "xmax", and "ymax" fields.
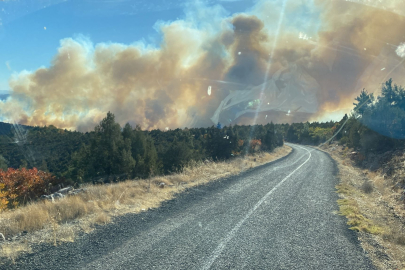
[{"xmin": 1, "ymin": 0, "xmax": 405, "ymax": 131}]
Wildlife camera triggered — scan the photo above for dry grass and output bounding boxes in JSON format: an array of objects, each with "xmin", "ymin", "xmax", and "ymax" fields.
[
  {"xmin": 0, "ymin": 145, "xmax": 291, "ymax": 263},
  {"xmin": 321, "ymin": 144, "xmax": 405, "ymax": 270},
  {"xmin": 337, "ymin": 198, "xmax": 383, "ymax": 234},
  {"xmin": 94, "ymin": 212, "xmax": 111, "ymax": 225}
]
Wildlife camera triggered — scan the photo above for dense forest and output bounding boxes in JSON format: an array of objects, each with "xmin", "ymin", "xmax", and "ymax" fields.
[{"xmin": 0, "ymin": 113, "xmax": 284, "ymax": 186}]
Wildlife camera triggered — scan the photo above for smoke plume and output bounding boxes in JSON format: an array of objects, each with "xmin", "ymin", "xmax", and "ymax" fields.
[{"xmin": 1, "ymin": 0, "xmax": 405, "ymax": 131}]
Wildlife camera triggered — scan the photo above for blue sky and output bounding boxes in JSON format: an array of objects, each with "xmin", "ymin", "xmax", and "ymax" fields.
[{"xmin": 0, "ymin": 0, "xmax": 256, "ymax": 91}]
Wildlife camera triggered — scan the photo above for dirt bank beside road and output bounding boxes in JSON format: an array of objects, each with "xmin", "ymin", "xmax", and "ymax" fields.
[{"xmin": 321, "ymin": 144, "xmax": 405, "ymax": 270}]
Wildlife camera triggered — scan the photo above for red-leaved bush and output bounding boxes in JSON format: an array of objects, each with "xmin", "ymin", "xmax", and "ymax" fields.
[
  {"xmin": 0, "ymin": 168, "xmax": 58, "ymax": 210},
  {"xmin": 250, "ymin": 139, "xmax": 262, "ymax": 151}
]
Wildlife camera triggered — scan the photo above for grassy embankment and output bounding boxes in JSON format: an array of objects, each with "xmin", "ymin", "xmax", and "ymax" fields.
[{"xmin": 322, "ymin": 144, "xmax": 405, "ymax": 270}]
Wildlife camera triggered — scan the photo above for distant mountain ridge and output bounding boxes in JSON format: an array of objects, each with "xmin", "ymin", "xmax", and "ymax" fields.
[{"xmin": 0, "ymin": 121, "xmax": 32, "ymax": 136}]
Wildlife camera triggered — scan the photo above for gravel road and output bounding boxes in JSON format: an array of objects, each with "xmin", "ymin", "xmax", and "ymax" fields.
[{"xmin": 3, "ymin": 144, "xmax": 375, "ymax": 269}]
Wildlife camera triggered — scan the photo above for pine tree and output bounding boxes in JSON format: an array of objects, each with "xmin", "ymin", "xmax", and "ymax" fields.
[
  {"xmin": 381, "ymin": 79, "xmax": 396, "ymax": 105},
  {"xmin": 353, "ymin": 89, "xmax": 374, "ymax": 116},
  {"xmin": 74, "ymin": 112, "xmax": 136, "ymax": 181},
  {"xmin": 0, "ymin": 155, "xmax": 8, "ymax": 171},
  {"xmin": 19, "ymin": 159, "xmax": 28, "ymax": 169},
  {"xmin": 144, "ymin": 137, "xmax": 159, "ymax": 176},
  {"xmin": 263, "ymin": 122, "xmax": 275, "ymax": 151},
  {"xmin": 163, "ymin": 139, "xmax": 193, "ymax": 173},
  {"xmin": 39, "ymin": 160, "xmax": 48, "ymax": 172}
]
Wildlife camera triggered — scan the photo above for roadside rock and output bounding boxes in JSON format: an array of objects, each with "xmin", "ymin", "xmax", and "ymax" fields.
[
  {"xmin": 40, "ymin": 195, "xmax": 52, "ymax": 201},
  {"xmin": 40, "ymin": 187, "xmax": 87, "ymax": 202},
  {"xmin": 52, "ymin": 193, "xmax": 64, "ymax": 200},
  {"xmin": 68, "ymin": 188, "xmax": 86, "ymax": 196},
  {"xmin": 57, "ymin": 186, "xmax": 73, "ymax": 195}
]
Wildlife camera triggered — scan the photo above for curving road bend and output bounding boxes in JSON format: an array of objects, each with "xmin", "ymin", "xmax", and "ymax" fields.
[{"xmin": 5, "ymin": 144, "xmax": 375, "ymax": 270}]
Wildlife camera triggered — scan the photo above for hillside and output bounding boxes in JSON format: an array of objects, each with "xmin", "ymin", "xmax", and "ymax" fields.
[
  {"xmin": 0, "ymin": 124, "xmax": 88, "ymax": 180},
  {"xmin": 0, "ymin": 112, "xmax": 284, "ymax": 203}
]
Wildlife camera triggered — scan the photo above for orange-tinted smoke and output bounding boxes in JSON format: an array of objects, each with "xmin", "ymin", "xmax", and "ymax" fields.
[{"xmin": 1, "ymin": 0, "xmax": 405, "ymax": 130}]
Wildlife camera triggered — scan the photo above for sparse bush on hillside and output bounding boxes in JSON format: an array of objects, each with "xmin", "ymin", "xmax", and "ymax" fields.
[
  {"xmin": 361, "ymin": 181, "xmax": 373, "ymax": 194},
  {"xmin": 396, "ymin": 235, "xmax": 405, "ymax": 246}
]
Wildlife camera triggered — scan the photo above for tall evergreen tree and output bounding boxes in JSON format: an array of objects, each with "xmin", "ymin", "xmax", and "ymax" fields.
[
  {"xmin": 353, "ymin": 89, "xmax": 374, "ymax": 116},
  {"xmin": 0, "ymin": 155, "xmax": 8, "ymax": 171},
  {"xmin": 73, "ymin": 112, "xmax": 135, "ymax": 181}
]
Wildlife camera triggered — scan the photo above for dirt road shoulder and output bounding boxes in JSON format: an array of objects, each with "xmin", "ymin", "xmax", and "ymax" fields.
[{"xmin": 321, "ymin": 144, "xmax": 405, "ymax": 270}]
